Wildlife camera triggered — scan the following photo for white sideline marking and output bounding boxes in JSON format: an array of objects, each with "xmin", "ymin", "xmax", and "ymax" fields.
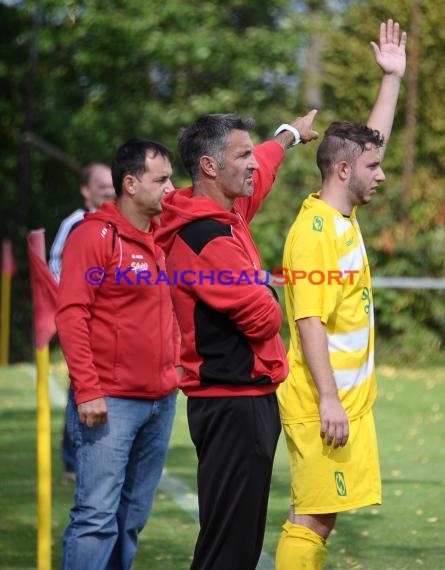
[
  {"xmin": 158, "ymin": 470, "xmax": 199, "ymax": 521},
  {"xmin": 158, "ymin": 470, "xmax": 275, "ymax": 570},
  {"xmin": 24, "ymin": 363, "xmax": 67, "ymax": 408}
]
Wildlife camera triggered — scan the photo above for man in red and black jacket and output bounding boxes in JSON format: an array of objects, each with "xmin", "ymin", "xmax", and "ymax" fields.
[{"xmin": 156, "ymin": 112, "xmax": 318, "ymax": 570}]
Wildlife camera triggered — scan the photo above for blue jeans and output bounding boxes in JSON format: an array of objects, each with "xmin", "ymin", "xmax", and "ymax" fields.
[{"xmin": 63, "ymin": 390, "xmax": 177, "ymax": 570}]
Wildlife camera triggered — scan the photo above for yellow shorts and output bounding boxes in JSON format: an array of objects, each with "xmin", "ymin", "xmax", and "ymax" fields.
[{"xmin": 282, "ymin": 409, "xmax": 381, "ymax": 514}]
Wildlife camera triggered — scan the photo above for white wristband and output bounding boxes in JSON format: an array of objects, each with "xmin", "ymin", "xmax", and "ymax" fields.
[{"xmin": 274, "ymin": 123, "xmax": 301, "ymax": 146}]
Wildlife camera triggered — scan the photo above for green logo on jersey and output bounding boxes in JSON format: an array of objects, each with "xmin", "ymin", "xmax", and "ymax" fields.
[
  {"xmin": 335, "ymin": 471, "xmax": 347, "ymax": 496},
  {"xmin": 346, "ymin": 237, "xmax": 354, "ymax": 247},
  {"xmin": 313, "ymin": 216, "xmax": 324, "ymax": 232},
  {"xmin": 362, "ymin": 286, "xmax": 371, "ymax": 314}
]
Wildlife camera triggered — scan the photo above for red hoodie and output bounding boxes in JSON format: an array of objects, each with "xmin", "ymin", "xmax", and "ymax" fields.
[
  {"xmin": 156, "ymin": 140, "xmax": 289, "ymax": 397},
  {"xmin": 56, "ymin": 201, "xmax": 180, "ymax": 404}
]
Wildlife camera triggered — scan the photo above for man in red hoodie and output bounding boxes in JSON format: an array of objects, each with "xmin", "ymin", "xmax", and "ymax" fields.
[
  {"xmin": 56, "ymin": 139, "xmax": 180, "ymax": 570},
  {"xmin": 156, "ymin": 112, "xmax": 318, "ymax": 570}
]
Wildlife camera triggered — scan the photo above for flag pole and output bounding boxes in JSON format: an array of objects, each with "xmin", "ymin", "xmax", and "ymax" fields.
[
  {"xmin": 36, "ymin": 344, "xmax": 52, "ymax": 569},
  {"xmin": 0, "ymin": 239, "xmax": 14, "ymax": 365},
  {"xmin": 28, "ymin": 229, "xmax": 56, "ymax": 570}
]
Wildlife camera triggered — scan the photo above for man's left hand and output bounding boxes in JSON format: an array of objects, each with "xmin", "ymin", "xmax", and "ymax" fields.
[{"xmin": 291, "ymin": 109, "xmax": 319, "ymax": 144}]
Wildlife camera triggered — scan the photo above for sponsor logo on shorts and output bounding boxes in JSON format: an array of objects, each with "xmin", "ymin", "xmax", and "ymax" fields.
[{"xmin": 335, "ymin": 471, "xmax": 347, "ymax": 497}]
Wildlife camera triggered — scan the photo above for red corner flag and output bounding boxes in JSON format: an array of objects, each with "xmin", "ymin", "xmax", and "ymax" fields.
[
  {"xmin": 2, "ymin": 239, "xmax": 17, "ymax": 276},
  {"xmin": 27, "ymin": 230, "xmax": 58, "ymax": 349}
]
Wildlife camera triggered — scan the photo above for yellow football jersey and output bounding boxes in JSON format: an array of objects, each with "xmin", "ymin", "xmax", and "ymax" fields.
[{"xmin": 278, "ymin": 193, "xmax": 377, "ymax": 424}]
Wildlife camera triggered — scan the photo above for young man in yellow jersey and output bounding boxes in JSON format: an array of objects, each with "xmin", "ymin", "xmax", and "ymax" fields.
[{"xmin": 276, "ymin": 20, "xmax": 406, "ymax": 570}]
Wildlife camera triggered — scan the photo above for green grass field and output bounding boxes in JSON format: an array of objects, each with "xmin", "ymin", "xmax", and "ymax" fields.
[{"xmin": 0, "ymin": 362, "xmax": 444, "ymax": 569}]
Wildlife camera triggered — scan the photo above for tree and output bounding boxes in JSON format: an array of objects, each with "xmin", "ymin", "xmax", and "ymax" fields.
[
  {"xmin": 2, "ymin": 0, "xmax": 444, "ymax": 362},
  {"xmin": 1, "ymin": 0, "xmax": 306, "ymax": 359},
  {"xmin": 316, "ymin": 0, "xmax": 445, "ymax": 361}
]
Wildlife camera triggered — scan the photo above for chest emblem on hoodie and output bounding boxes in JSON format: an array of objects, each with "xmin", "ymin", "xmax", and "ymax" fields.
[{"xmin": 130, "ymin": 260, "xmax": 149, "ymax": 273}]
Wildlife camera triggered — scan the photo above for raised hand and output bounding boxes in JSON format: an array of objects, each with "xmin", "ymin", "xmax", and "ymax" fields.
[
  {"xmin": 291, "ymin": 109, "xmax": 319, "ymax": 144},
  {"xmin": 370, "ymin": 19, "xmax": 407, "ymax": 79}
]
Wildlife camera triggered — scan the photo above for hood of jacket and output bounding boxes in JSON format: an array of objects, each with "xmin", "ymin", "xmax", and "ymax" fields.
[
  {"xmin": 156, "ymin": 187, "xmax": 241, "ymax": 255},
  {"xmin": 83, "ymin": 200, "xmax": 155, "ymax": 244}
]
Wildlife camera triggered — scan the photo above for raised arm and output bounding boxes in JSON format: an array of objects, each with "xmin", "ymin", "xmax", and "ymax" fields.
[{"xmin": 367, "ymin": 19, "xmax": 407, "ymax": 157}]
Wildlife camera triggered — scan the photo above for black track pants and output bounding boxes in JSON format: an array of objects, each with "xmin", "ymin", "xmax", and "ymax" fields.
[{"xmin": 188, "ymin": 393, "xmax": 281, "ymax": 570}]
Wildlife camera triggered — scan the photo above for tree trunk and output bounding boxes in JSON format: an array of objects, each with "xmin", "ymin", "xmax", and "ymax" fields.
[
  {"xmin": 17, "ymin": 0, "xmax": 42, "ymax": 236},
  {"xmin": 402, "ymin": 0, "xmax": 420, "ymax": 241}
]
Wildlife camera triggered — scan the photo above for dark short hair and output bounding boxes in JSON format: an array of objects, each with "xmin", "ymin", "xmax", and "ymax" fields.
[
  {"xmin": 316, "ymin": 122, "xmax": 385, "ymax": 181},
  {"xmin": 178, "ymin": 114, "xmax": 255, "ymax": 184},
  {"xmin": 111, "ymin": 139, "xmax": 171, "ymax": 196}
]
